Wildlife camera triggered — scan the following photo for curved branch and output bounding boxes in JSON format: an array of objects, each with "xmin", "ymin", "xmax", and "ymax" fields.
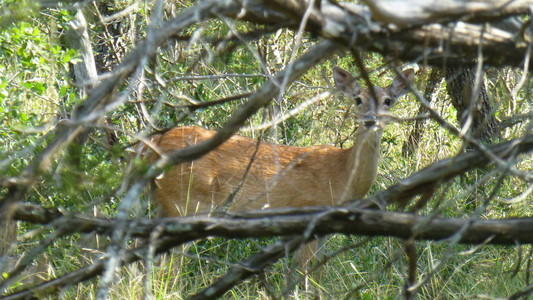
[
  {"xmin": 147, "ymin": 39, "xmax": 340, "ymax": 181},
  {"xmin": 376, "ymin": 134, "xmax": 533, "ymax": 207}
]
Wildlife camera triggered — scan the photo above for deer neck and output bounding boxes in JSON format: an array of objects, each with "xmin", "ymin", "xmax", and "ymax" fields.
[{"xmin": 340, "ymin": 127, "xmax": 383, "ymax": 203}]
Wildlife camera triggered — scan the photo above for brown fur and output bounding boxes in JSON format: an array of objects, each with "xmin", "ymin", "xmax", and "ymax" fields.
[{"xmin": 152, "ymin": 126, "xmax": 384, "ymax": 215}]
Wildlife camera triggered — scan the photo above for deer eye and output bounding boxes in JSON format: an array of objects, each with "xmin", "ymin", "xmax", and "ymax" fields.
[
  {"xmin": 354, "ymin": 97, "xmax": 363, "ymax": 106},
  {"xmin": 383, "ymin": 98, "xmax": 393, "ymax": 106}
]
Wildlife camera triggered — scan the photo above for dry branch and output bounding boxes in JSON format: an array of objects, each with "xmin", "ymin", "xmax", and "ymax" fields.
[
  {"xmin": 188, "ymin": 238, "xmax": 303, "ymax": 300},
  {"xmin": 240, "ymin": 0, "xmax": 533, "ymax": 67},
  {"xmin": 151, "ymin": 40, "xmax": 340, "ymax": 172},
  {"xmin": 11, "ymin": 203, "xmax": 533, "ymax": 246},
  {"xmin": 375, "ymin": 134, "xmax": 533, "ymax": 207}
]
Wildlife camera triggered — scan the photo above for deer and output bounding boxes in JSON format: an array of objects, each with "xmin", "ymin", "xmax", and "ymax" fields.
[{"xmin": 148, "ymin": 66, "xmax": 415, "ymax": 269}]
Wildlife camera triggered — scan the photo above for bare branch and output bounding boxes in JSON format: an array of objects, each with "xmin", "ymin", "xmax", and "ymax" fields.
[
  {"xmin": 188, "ymin": 238, "xmax": 303, "ymax": 300},
  {"xmin": 374, "ymin": 134, "xmax": 533, "ymax": 207},
  {"xmin": 11, "ymin": 200, "xmax": 533, "ymax": 245},
  {"xmin": 245, "ymin": 0, "xmax": 533, "ymax": 67},
  {"xmin": 147, "ymin": 39, "xmax": 340, "ymax": 179}
]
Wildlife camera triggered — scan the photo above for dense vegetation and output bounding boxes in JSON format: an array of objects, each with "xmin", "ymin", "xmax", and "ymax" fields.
[{"xmin": 0, "ymin": 1, "xmax": 532, "ymax": 299}]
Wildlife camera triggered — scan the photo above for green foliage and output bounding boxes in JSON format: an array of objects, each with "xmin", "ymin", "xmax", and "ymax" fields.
[
  {"xmin": 0, "ymin": 0, "xmax": 40, "ymax": 29},
  {"xmin": 0, "ymin": 16, "xmax": 78, "ymax": 126},
  {"xmin": 0, "ymin": 9, "xmax": 89, "ymax": 210}
]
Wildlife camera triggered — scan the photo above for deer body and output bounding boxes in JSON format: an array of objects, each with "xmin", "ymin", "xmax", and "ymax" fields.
[{"xmin": 152, "ymin": 124, "xmax": 383, "ymax": 216}]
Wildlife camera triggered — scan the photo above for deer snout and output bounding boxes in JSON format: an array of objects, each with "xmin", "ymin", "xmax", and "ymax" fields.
[{"xmin": 362, "ymin": 115, "xmax": 379, "ymax": 127}]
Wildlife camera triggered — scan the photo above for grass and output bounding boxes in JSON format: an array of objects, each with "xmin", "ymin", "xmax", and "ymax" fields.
[{"xmin": 59, "ymin": 237, "xmax": 518, "ymax": 299}]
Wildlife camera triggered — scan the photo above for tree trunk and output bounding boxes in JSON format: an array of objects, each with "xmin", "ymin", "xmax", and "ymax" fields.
[
  {"xmin": 65, "ymin": 5, "xmax": 98, "ymax": 94},
  {"xmin": 444, "ymin": 67, "xmax": 500, "ymax": 144}
]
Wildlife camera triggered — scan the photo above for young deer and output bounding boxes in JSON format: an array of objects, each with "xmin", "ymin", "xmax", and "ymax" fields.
[{"xmin": 149, "ymin": 67, "xmax": 414, "ymax": 265}]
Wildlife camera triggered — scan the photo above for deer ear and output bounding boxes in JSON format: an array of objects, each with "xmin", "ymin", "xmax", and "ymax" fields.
[
  {"xmin": 389, "ymin": 69, "xmax": 415, "ymax": 98},
  {"xmin": 333, "ymin": 67, "xmax": 360, "ymax": 95}
]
